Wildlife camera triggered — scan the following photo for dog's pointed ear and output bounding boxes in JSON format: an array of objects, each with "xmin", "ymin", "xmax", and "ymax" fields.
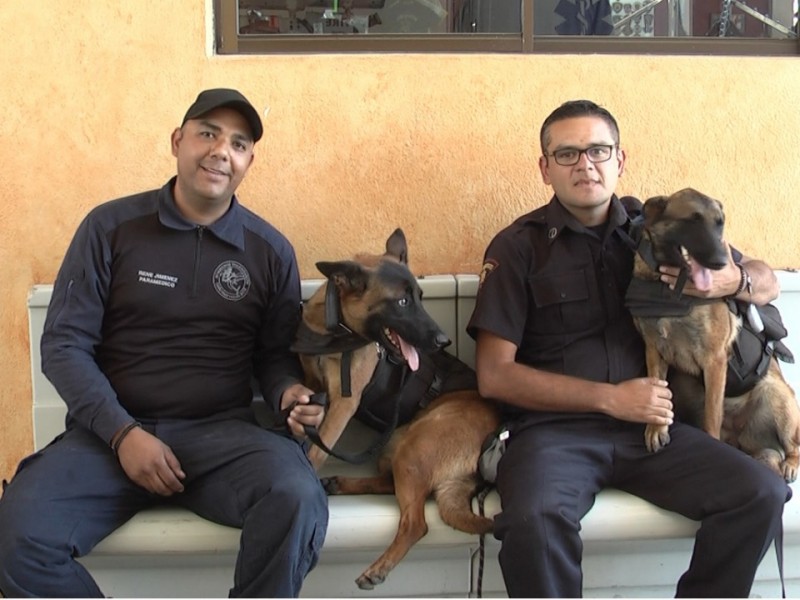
[
  {"xmin": 385, "ymin": 228, "xmax": 408, "ymax": 264},
  {"xmin": 642, "ymin": 195, "xmax": 669, "ymax": 226},
  {"xmin": 316, "ymin": 260, "xmax": 369, "ymax": 294}
]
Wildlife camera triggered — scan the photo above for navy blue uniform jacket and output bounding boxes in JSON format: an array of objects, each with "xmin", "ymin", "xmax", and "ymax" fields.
[{"xmin": 41, "ymin": 178, "xmax": 304, "ymax": 445}]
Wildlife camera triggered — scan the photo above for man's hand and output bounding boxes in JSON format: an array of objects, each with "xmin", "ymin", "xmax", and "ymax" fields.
[
  {"xmin": 116, "ymin": 427, "xmax": 186, "ymax": 496},
  {"xmin": 607, "ymin": 378, "xmax": 674, "ymax": 426},
  {"xmin": 281, "ymin": 383, "xmax": 324, "ymax": 438}
]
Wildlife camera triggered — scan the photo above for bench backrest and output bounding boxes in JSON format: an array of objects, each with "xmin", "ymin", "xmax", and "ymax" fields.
[
  {"xmin": 28, "ymin": 270, "xmax": 800, "ymax": 451},
  {"xmin": 27, "ymin": 275, "xmax": 475, "ymax": 450}
]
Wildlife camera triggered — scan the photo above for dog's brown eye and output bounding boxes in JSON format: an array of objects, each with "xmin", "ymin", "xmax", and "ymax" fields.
[{"xmin": 397, "ymin": 297, "xmax": 409, "ymax": 308}]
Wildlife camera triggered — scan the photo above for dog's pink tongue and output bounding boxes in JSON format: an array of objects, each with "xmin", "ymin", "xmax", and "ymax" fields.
[
  {"xmin": 688, "ymin": 260, "xmax": 713, "ymax": 292},
  {"xmin": 397, "ymin": 336, "xmax": 420, "ymax": 372}
]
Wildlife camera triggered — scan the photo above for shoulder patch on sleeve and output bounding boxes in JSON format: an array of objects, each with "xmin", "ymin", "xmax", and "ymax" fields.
[{"xmin": 478, "ymin": 259, "xmax": 499, "ymax": 289}]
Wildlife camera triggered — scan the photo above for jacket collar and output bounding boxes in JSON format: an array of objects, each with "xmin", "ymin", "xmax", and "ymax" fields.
[
  {"xmin": 521, "ymin": 194, "xmax": 629, "ymax": 244},
  {"xmin": 157, "ymin": 176, "xmax": 246, "ymax": 251}
]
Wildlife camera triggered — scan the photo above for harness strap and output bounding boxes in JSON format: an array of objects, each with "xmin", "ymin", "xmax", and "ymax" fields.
[
  {"xmin": 325, "ymin": 278, "xmax": 342, "ymax": 332},
  {"xmin": 617, "ymin": 211, "xmax": 644, "ymax": 251},
  {"xmin": 341, "ymin": 350, "xmax": 353, "ymax": 398},
  {"xmin": 302, "ymin": 389, "xmax": 407, "ymax": 464},
  {"xmin": 421, "ymin": 373, "xmax": 443, "ymax": 409},
  {"xmin": 757, "ymin": 342, "xmax": 775, "ymax": 378},
  {"xmin": 731, "ymin": 338, "xmax": 744, "ymax": 368},
  {"xmin": 636, "ymin": 234, "xmax": 690, "ymax": 296},
  {"xmin": 290, "ymin": 320, "xmax": 368, "ymax": 356}
]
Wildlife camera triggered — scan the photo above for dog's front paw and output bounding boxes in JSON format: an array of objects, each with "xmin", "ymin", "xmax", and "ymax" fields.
[
  {"xmin": 356, "ymin": 570, "xmax": 386, "ymax": 590},
  {"xmin": 644, "ymin": 424, "xmax": 671, "ymax": 453},
  {"xmin": 320, "ymin": 476, "xmax": 341, "ymax": 495},
  {"xmin": 754, "ymin": 449, "xmax": 788, "ymax": 481},
  {"xmin": 781, "ymin": 457, "xmax": 798, "ymax": 483}
]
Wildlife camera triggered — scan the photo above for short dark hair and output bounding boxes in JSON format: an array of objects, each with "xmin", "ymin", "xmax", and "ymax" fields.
[{"xmin": 540, "ymin": 100, "xmax": 620, "ymax": 154}]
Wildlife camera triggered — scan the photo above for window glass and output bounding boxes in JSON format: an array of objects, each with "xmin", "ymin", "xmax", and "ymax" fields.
[
  {"xmin": 219, "ymin": 0, "xmax": 798, "ymax": 53},
  {"xmin": 237, "ymin": 1, "xmax": 522, "ymax": 35},
  {"xmin": 533, "ymin": 0, "xmax": 798, "ymax": 38}
]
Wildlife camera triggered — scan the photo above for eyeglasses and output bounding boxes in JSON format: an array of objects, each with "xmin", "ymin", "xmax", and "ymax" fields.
[{"xmin": 546, "ymin": 144, "xmax": 616, "ymax": 166}]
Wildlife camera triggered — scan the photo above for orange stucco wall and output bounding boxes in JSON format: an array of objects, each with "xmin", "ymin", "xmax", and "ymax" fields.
[{"xmin": 1, "ymin": 1, "xmax": 799, "ymax": 481}]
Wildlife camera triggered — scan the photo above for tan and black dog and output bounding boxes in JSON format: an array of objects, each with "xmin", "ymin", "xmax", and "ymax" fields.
[
  {"xmin": 627, "ymin": 188, "xmax": 800, "ymax": 482},
  {"xmin": 295, "ymin": 229, "xmax": 500, "ymax": 589}
]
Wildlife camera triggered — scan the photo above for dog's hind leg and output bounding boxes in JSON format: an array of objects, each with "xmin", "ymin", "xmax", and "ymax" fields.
[
  {"xmin": 773, "ymin": 384, "xmax": 800, "ymax": 483},
  {"xmin": 782, "ymin": 435, "xmax": 800, "ymax": 483},
  {"xmin": 435, "ymin": 476, "xmax": 493, "ymax": 535},
  {"xmin": 752, "ymin": 448, "xmax": 786, "ymax": 479},
  {"xmin": 354, "ymin": 465, "xmax": 433, "ymax": 590},
  {"xmin": 764, "ymin": 372, "xmax": 800, "ymax": 483}
]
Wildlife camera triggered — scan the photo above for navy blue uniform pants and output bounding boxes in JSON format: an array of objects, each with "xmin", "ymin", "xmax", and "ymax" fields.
[
  {"xmin": 493, "ymin": 414, "xmax": 790, "ymax": 598},
  {"xmin": 0, "ymin": 407, "xmax": 328, "ymax": 598}
]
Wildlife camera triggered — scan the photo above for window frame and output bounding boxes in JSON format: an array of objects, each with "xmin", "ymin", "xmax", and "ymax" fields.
[{"xmin": 215, "ymin": 0, "xmax": 800, "ymax": 55}]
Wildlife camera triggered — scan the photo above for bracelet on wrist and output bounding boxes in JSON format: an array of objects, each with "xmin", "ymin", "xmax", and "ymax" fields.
[
  {"xmin": 111, "ymin": 421, "xmax": 142, "ymax": 455},
  {"xmin": 732, "ymin": 263, "xmax": 749, "ymax": 297}
]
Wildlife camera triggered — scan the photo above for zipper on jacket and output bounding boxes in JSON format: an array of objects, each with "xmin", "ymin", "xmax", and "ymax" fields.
[{"xmin": 191, "ymin": 226, "xmax": 205, "ymax": 298}]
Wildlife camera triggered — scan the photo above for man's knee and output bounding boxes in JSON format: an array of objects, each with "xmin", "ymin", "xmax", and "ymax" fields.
[
  {"xmin": 743, "ymin": 459, "xmax": 791, "ymax": 505},
  {"xmin": 0, "ymin": 499, "xmax": 48, "ymax": 595},
  {"xmin": 754, "ymin": 467, "xmax": 791, "ymax": 515},
  {"xmin": 494, "ymin": 501, "xmax": 574, "ymax": 545},
  {"xmin": 264, "ymin": 472, "xmax": 327, "ymax": 519}
]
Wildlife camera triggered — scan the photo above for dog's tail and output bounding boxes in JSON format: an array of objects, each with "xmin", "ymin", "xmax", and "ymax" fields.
[{"xmin": 435, "ymin": 477, "xmax": 493, "ymax": 534}]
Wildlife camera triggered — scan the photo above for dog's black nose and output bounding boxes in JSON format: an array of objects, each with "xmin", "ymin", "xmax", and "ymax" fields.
[{"xmin": 435, "ymin": 332, "xmax": 451, "ymax": 349}]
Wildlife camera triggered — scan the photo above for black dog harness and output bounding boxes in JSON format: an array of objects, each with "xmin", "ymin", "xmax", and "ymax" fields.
[
  {"xmin": 622, "ymin": 212, "xmax": 793, "ymax": 398},
  {"xmin": 286, "ymin": 278, "xmax": 475, "ymax": 463}
]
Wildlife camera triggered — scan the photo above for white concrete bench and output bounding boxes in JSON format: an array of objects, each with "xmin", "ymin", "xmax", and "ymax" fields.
[{"xmin": 26, "ymin": 271, "xmax": 800, "ymax": 597}]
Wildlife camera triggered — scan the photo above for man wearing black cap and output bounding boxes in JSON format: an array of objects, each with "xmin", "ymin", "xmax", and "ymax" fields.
[{"xmin": 0, "ymin": 88, "xmax": 328, "ymax": 598}]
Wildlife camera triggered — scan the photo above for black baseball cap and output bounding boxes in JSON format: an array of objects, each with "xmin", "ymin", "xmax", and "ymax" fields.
[{"xmin": 182, "ymin": 88, "xmax": 263, "ymax": 142}]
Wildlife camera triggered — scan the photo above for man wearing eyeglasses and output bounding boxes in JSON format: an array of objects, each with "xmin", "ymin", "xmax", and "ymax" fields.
[{"xmin": 467, "ymin": 99, "xmax": 790, "ymax": 597}]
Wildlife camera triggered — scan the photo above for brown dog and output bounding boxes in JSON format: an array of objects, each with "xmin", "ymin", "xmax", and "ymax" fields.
[
  {"xmin": 296, "ymin": 229, "xmax": 501, "ymax": 589},
  {"xmin": 628, "ymin": 188, "xmax": 800, "ymax": 481}
]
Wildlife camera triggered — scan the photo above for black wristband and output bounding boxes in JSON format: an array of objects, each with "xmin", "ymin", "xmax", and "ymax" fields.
[{"xmin": 111, "ymin": 421, "xmax": 142, "ymax": 455}]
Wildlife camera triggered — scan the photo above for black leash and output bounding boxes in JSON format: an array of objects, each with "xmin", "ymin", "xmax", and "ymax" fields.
[
  {"xmin": 775, "ymin": 520, "xmax": 786, "ymax": 598},
  {"xmin": 276, "ymin": 390, "xmax": 406, "ymax": 464},
  {"xmin": 475, "ymin": 485, "xmax": 492, "ymax": 598}
]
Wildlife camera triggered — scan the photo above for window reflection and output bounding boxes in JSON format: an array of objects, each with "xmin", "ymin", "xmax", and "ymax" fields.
[
  {"xmin": 236, "ymin": 0, "xmax": 510, "ymax": 34},
  {"xmin": 236, "ymin": 0, "xmax": 796, "ymax": 37},
  {"xmin": 533, "ymin": 0, "xmax": 797, "ymax": 38}
]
